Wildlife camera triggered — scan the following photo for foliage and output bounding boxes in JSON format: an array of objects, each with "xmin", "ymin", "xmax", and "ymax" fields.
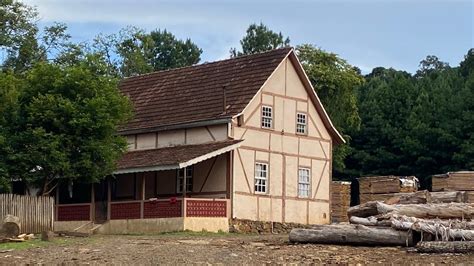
[
  {"xmin": 297, "ymin": 44, "xmax": 364, "ymax": 171},
  {"xmin": 94, "ymin": 27, "xmax": 202, "ymax": 77},
  {"xmin": 345, "ymin": 50, "xmax": 474, "ymax": 185},
  {"xmin": 230, "ymin": 23, "xmax": 290, "ymax": 57},
  {"xmin": 0, "ymin": 58, "xmax": 132, "ymax": 195}
]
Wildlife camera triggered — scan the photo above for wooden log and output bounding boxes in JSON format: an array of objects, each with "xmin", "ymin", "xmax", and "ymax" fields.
[
  {"xmin": 416, "ymin": 241, "xmax": 474, "ymax": 253},
  {"xmin": 385, "ymin": 190, "xmax": 431, "ymax": 205},
  {"xmin": 41, "ymin": 231, "xmax": 55, "ymax": 241},
  {"xmin": 349, "ymin": 216, "xmax": 391, "ymax": 226},
  {"xmin": 349, "ymin": 202, "xmax": 474, "ymax": 219},
  {"xmin": 0, "ymin": 215, "xmax": 21, "ymax": 238},
  {"xmin": 347, "ymin": 201, "xmax": 379, "ymax": 218},
  {"xmin": 430, "ymin": 191, "xmax": 467, "ymax": 203},
  {"xmin": 289, "ymin": 224, "xmax": 413, "ymax": 246}
]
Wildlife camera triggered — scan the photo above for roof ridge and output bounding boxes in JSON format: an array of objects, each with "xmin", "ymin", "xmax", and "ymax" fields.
[{"xmin": 122, "ymin": 46, "xmax": 293, "ymax": 81}]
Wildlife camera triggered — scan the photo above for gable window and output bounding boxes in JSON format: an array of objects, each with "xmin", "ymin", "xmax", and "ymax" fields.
[
  {"xmin": 261, "ymin": 106, "xmax": 273, "ymax": 129},
  {"xmin": 296, "ymin": 113, "xmax": 307, "ymax": 134},
  {"xmin": 254, "ymin": 163, "xmax": 268, "ymax": 193},
  {"xmin": 177, "ymin": 166, "xmax": 193, "ymax": 193},
  {"xmin": 298, "ymin": 168, "xmax": 310, "ymax": 198}
]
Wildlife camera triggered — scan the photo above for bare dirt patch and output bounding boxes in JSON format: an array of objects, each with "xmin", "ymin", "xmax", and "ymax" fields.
[{"xmin": 0, "ymin": 233, "xmax": 472, "ymax": 264}]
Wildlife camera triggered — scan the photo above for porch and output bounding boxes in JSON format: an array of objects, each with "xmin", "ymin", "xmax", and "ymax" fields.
[{"xmin": 54, "ymin": 140, "xmax": 241, "ymax": 233}]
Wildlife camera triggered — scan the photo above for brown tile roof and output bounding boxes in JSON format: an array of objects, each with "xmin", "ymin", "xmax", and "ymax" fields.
[
  {"xmin": 115, "ymin": 140, "xmax": 242, "ymax": 173},
  {"xmin": 118, "ymin": 48, "xmax": 292, "ymax": 133}
]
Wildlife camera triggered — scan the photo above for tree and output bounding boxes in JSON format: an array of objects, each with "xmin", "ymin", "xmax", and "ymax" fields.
[
  {"xmin": 416, "ymin": 55, "xmax": 449, "ymax": 77},
  {"xmin": 230, "ymin": 23, "xmax": 290, "ymax": 57},
  {"xmin": 296, "ymin": 44, "xmax": 364, "ymax": 172},
  {"xmin": 94, "ymin": 27, "xmax": 202, "ymax": 77},
  {"xmin": 346, "ymin": 49, "xmax": 474, "ymax": 186},
  {"xmin": 0, "ymin": 57, "xmax": 132, "ymax": 195}
]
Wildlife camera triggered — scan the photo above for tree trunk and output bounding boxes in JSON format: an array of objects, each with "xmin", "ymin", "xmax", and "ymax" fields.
[
  {"xmin": 416, "ymin": 241, "xmax": 474, "ymax": 253},
  {"xmin": 1, "ymin": 215, "xmax": 21, "ymax": 237},
  {"xmin": 384, "ymin": 190, "xmax": 431, "ymax": 205},
  {"xmin": 349, "ymin": 216, "xmax": 391, "ymax": 226},
  {"xmin": 347, "ymin": 201, "xmax": 379, "ymax": 218},
  {"xmin": 289, "ymin": 224, "xmax": 413, "ymax": 246},
  {"xmin": 430, "ymin": 191, "xmax": 467, "ymax": 203},
  {"xmin": 348, "ymin": 202, "xmax": 474, "ymax": 219}
]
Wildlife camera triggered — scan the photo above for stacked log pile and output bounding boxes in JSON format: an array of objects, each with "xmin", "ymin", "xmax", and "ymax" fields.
[
  {"xmin": 290, "ymin": 193, "xmax": 474, "ymax": 253},
  {"xmin": 331, "ymin": 181, "xmax": 351, "ymax": 223},
  {"xmin": 432, "ymin": 171, "xmax": 474, "ymax": 203},
  {"xmin": 359, "ymin": 176, "xmax": 419, "ymax": 204}
]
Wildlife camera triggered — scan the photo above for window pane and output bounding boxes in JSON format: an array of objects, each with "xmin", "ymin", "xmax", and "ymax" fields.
[
  {"xmin": 261, "ymin": 106, "xmax": 273, "ymax": 128},
  {"xmin": 255, "ymin": 163, "xmax": 268, "ymax": 193},
  {"xmin": 298, "ymin": 168, "xmax": 310, "ymax": 197}
]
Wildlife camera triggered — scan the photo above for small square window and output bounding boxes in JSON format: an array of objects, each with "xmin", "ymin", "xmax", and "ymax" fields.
[
  {"xmin": 177, "ymin": 167, "xmax": 193, "ymax": 193},
  {"xmin": 261, "ymin": 106, "xmax": 273, "ymax": 129},
  {"xmin": 298, "ymin": 168, "xmax": 310, "ymax": 198},
  {"xmin": 296, "ymin": 113, "xmax": 307, "ymax": 134},
  {"xmin": 255, "ymin": 163, "xmax": 268, "ymax": 193}
]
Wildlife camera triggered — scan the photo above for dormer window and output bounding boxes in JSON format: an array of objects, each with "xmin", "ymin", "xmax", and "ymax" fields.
[{"xmin": 261, "ymin": 106, "xmax": 273, "ymax": 129}]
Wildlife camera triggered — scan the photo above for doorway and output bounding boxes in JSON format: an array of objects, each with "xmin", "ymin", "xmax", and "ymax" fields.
[{"xmin": 94, "ymin": 179, "xmax": 108, "ymax": 223}]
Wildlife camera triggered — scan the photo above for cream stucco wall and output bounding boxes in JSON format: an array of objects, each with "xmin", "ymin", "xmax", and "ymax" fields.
[
  {"xmin": 231, "ymin": 57, "xmax": 332, "ymax": 225},
  {"xmin": 134, "ymin": 154, "xmax": 228, "ymax": 198},
  {"xmin": 125, "ymin": 124, "xmax": 228, "ymax": 151}
]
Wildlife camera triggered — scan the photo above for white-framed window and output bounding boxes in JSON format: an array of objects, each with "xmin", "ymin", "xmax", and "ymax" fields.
[
  {"xmin": 261, "ymin": 106, "xmax": 273, "ymax": 128},
  {"xmin": 177, "ymin": 166, "xmax": 193, "ymax": 193},
  {"xmin": 298, "ymin": 168, "xmax": 310, "ymax": 198},
  {"xmin": 254, "ymin": 163, "xmax": 268, "ymax": 193},
  {"xmin": 296, "ymin": 113, "xmax": 307, "ymax": 134}
]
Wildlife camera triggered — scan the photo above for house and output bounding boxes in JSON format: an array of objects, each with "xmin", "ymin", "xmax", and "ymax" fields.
[{"xmin": 54, "ymin": 47, "xmax": 344, "ymax": 233}]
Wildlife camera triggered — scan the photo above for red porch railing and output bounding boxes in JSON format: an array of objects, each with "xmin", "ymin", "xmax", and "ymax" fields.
[
  {"xmin": 56, "ymin": 197, "xmax": 230, "ymax": 221},
  {"xmin": 56, "ymin": 203, "xmax": 91, "ymax": 221}
]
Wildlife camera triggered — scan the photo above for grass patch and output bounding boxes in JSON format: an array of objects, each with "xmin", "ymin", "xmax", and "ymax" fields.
[
  {"xmin": 0, "ymin": 236, "xmax": 93, "ymax": 251},
  {"xmin": 0, "ymin": 239, "xmax": 50, "ymax": 250}
]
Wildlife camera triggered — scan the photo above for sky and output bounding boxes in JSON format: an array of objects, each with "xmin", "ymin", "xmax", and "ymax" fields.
[{"xmin": 23, "ymin": 0, "xmax": 473, "ymax": 74}]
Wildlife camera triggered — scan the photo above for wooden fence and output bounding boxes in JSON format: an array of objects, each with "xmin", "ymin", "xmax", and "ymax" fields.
[{"xmin": 0, "ymin": 194, "xmax": 54, "ymax": 233}]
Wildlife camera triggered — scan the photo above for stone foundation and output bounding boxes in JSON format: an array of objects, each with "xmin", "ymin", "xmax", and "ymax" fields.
[{"xmin": 229, "ymin": 219, "xmax": 313, "ymax": 234}]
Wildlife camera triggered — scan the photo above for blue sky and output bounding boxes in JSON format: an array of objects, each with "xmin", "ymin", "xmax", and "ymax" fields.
[{"xmin": 24, "ymin": 0, "xmax": 473, "ymax": 73}]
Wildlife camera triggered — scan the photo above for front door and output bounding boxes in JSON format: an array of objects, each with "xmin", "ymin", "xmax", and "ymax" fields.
[{"xmin": 94, "ymin": 180, "xmax": 108, "ymax": 223}]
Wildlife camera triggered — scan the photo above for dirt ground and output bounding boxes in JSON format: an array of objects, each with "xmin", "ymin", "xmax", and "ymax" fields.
[{"xmin": 0, "ymin": 233, "xmax": 472, "ymax": 265}]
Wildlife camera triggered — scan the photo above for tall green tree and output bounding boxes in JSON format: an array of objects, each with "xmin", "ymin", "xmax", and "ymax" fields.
[
  {"xmin": 95, "ymin": 27, "xmax": 202, "ymax": 77},
  {"xmin": 0, "ymin": 57, "xmax": 132, "ymax": 195},
  {"xmin": 346, "ymin": 50, "xmax": 474, "ymax": 185},
  {"xmin": 296, "ymin": 44, "xmax": 364, "ymax": 172},
  {"xmin": 230, "ymin": 23, "xmax": 290, "ymax": 57}
]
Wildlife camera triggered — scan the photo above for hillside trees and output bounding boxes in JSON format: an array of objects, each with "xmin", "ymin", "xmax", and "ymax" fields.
[{"xmin": 345, "ymin": 50, "xmax": 474, "ymax": 184}]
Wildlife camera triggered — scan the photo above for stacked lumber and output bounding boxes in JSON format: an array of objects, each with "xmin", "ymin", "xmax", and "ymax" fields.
[
  {"xmin": 432, "ymin": 171, "xmax": 474, "ymax": 192},
  {"xmin": 290, "ymin": 200, "xmax": 474, "ymax": 253},
  {"xmin": 359, "ymin": 176, "xmax": 419, "ymax": 204},
  {"xmin": 432, "ymin": 172, "xmax": 474, "ymax": 205},
  {"xmin": 331, "ymin": 181, "xmax": 351, "ymax": 222}
]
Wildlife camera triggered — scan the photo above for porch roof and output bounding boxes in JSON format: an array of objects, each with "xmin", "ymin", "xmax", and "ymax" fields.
[{"xmin": 114, "ymin": 140, "xmax": 242, "ymax": 174}]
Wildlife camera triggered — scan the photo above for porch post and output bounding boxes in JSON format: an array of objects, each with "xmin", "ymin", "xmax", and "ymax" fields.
[
  {"xmin": 55, "ymin": 185, "xmax": 59, "ymax": 221},
  {"xmin": 107, "ymin": 177, "xmax": 111, "ymax": 220},
  {"xmin": 140, "ymin": 173, "xmax": 145, "ymax": 219},
  {"xmin": 182, "ymin": 167, "xmax": 187, "ymax": 218},
  {"xmin": 183, "ymin": 167, "xmax": 187, "ymax": 198},
  {"xmin": 90, "ymin": 183, "xmax": 95, "ymax": 222}
]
